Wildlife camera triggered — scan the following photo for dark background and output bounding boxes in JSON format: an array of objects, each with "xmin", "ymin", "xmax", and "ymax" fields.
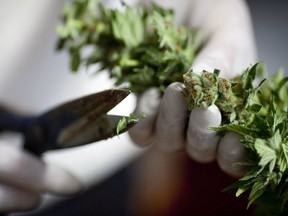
[{"xmin": 248, "ymin": 0, "xmax": 288, "ymax": 75}]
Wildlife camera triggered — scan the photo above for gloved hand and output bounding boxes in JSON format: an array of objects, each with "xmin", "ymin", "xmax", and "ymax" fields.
[
  {"xmin": 129, "ymin": 0, "xmax": 257, "ymax": 177},
  {"xmin": 0, "ymin": 141, "xmax": 83, "ymax": 213}
]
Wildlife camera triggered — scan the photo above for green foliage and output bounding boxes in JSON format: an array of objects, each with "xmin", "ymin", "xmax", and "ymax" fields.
[
  {"xmin": 57, "ymin": 1, "xmax": 288, "ymax": 214},
  {"xmin": 116, "ymin": 113, "xmax": 146, "ymax": 135},
  {"xmin": 56, "ymin": 0, "xmax": 201, "ymax": 94},
  {"xmin": 184, "ymin": 64, "xmax": 288, "ymax": 214}
]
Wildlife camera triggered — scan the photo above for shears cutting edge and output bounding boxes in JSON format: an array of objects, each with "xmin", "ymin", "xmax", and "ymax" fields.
[{"xmin": 0, "ymin": 89, "xmax": 134, "ymax": 155}]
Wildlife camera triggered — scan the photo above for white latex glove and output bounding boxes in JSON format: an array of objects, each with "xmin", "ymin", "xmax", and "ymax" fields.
[
  {"xmin": 0, "ymin": 141, "xmax": 83, "ymax": 213},
  {"xmin": 129, "ymin": 0, "xmax": 257, "ymax": 177}
]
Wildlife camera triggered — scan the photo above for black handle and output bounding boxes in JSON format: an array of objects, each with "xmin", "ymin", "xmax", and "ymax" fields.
[
  {"xmin": 0, "ymin": 106, "xmax": 44, "ymax": 155},
  {"xmin": 0, "ymin": 106, "xmax": 31, "ymax": 133}
]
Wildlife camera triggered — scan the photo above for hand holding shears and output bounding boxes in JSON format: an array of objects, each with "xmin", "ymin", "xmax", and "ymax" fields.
[
  {"xmin": 0, "ymin": 88, "xmax": 134, "ymax": 155},
  {"xmin": 0, "ymin": 89, "xmax": 136, "ymax": 213}
]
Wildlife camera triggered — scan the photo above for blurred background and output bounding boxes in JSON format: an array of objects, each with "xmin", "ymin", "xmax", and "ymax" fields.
[
  {"xmin": 248, "ymin": 0, "xmax": 288, "ymax": 75},
  {"xmin": 1, "ymin": 0, "xmax": 287, "ymax": 215}
]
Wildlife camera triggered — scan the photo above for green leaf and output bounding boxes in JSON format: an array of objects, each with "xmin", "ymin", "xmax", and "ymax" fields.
[
  {"xmin": 152, "ymin": 11, "xmax": 177, "ymax": 50},
  {"xmin": 239, "ymin": 167, "xmax": 262, "ymax": 181},
  {"xmin": 282, "ymin": 143, "xmax": 288, "ymax": 163},
  {"xmin": 242, "ymin": 63, "xmax": 258, "ymax": 90},
  {"xmin": 116, "ymin": 116, "xmax": 127, "ymax": 135},
  {"xmin": 268, "ymin": 130, "xmax": 282, "ymax": 150},
  {"xmin": 249, "ymin": 103, "xmax": 263, "ymax": 113},
  {"xmin": 275, "ymin": 76, "xmax": 288, "ymax": 92},
  {"xmin": 70, "ymin": 49, "xmax": 81, "ymax": 72},
  {"xmin": 56, "ymin": 25, "xmax": 69, "ymax": 38},
  {"xmin": 254, "ymin": 139, "xmax": 276, "ymax": 173},
  {"xmin": 212, "ymin": 124, "xmax": 259, "ymax": 138},
  {"xmin": 279, "ymin": 143, "xmax": 288, "ymax": 172},
  {"xmin": 222, "ymin": 179, "xmax": 251, "ymax": 192},
  {"xmin": 116, "ymin": 113, "xmax": 145, "ymax": 135},
  {"xmin": 112, "ymin": 6, "xmax": 144, "ymax": 47},
  {"xmin": 229, "ymin": 112, "xmax": 237, "ymax": 122},
  {"xmin": 248, "ymin": 181, "xmax": 267, "ymax": 208},
  {"xmin": 236, "ymin": 187, "xmax": 247, "ymax": 197}
]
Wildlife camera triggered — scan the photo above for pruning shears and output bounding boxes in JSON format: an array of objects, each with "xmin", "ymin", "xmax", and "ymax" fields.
[{"xmin": 0, "ymin": 89, "xmax": 134, "ymax": 156}]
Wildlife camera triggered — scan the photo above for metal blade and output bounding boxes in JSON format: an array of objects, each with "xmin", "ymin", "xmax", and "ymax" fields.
[
  {"xmin": 56, "ymin": 114, "xmax": 134, "ymax": 148},
  {"xmin": 22, "ymin": 89, "xmax": 131, "ymax": 155},
  {"xmin": 39, "ymin": 88, "xmax": 130, "ymax": 127}
]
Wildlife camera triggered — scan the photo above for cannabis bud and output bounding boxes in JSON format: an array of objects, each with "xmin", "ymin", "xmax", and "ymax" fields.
[{"xmin": 183, "ymin": 69, "xmax": 238, "ymax": 120}]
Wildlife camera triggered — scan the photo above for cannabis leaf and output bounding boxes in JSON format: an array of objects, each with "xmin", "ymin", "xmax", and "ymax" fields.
[
  {"xmin": 254, "ymin": 138, "xmax": 276, "ymax": 173},
  {"xmin": 111, "ymin": 5, "xmax": 144, "ymax": 47},
  {"xmin": 116, "ymin": 113, "xmax": 145, "ymax": 135}
]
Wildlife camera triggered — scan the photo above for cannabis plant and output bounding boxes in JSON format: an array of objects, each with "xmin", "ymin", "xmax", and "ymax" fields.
[
  {"xmin": 56, "ymin": 0, "xmax": 288, "ymax": 215},
  {"xmin": 56, "ymin": 0, "xmax": 201, "ymax": 93},
  {"xmin": 184, "ymin": 65, "xmax": 288, "ymax": 215}
]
